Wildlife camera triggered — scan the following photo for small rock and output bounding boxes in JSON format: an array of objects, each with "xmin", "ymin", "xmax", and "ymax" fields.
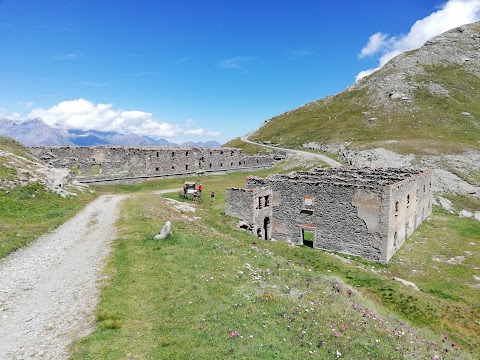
[
  {"xmin": 459, "ymin": 210, "xmax": 473, "ymax": 218},
  {"xmin": 437, "ymin": 196, "xmax": 454, "ymax": 213},
  {"xmin": 393, "ymin": 277, "xmax": 419, "ymax": 291},
  {"xmin": 389, "ymin": 92, "xmax": 405, "ymax": 100},
  {"xmin": 154, "ymin": 221, "xmax": 172, "ymax": 240}
]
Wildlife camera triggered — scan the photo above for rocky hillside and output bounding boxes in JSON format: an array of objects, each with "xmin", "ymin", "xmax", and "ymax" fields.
[
  {"xmin": 247, "ymin": 22, "xmax": 480, "ymax": 156},
  {"xmin": 0, "ymin": 136, "xmax": 83, "ymax": 197},
  {"xmin": 229, "ymin": 22, "xmax": 480, "ymax": 203}
]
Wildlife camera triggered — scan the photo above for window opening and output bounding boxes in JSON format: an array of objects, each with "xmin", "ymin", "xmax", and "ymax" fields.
[{"xmin": 304, "ymin": 196, "xmax": 314, "ymax": 207}]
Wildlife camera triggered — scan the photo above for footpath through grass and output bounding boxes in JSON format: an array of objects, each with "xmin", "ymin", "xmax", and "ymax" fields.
[
  {"xmin": 0, "ymin": 183, "xmax": 96, "ymax": 259},
  {"xmin": 72, "ymin": 169, "xmax": 479, "ymax": 359}
]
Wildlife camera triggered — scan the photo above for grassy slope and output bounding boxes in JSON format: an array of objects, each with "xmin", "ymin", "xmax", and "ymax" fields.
[
  {"xmin": 0, "ymin": 136, "xmax": 34, "ymax": 180},
  {"xmin": 0, "ymin": 136, "xmax": 97, "ymax": 258},
  {"xmin": 0, "ymin": 183, "xmax": 96, "ymax": 258},
  {"xmin": 71, "ymin": 168, "xmax": 479, "ymax": 359},
  {"xmin": 0, "ymin": 136, "xmax": 34, "ymax": 159},
  {"xmin": 223, "ymin": 137, "xmax": 273, "ymax": 155},
  {"xmin": 249, "ymin": 64, "xmax": 480, "ymax": 156}
]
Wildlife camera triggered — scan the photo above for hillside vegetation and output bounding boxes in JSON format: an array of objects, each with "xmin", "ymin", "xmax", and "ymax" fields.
[
  {"xmin": 247, "ymin": 23, "xmax": 480, "ymax": 156},
  {"xmin": 0, "ymin": 137, "xmax": 96, "ymax": 258},
  {"xmin": 72, "ymin": 172, "xmax": 479, "ymax": 359}
]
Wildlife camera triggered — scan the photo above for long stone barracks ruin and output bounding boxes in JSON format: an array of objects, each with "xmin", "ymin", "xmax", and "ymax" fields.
[
  {"xmin": 29, "ymin": 146, "xmax": 274, "ymax": 184},
  {"xmin": 226, "ymin": 167, "xmax": 433, "ymax": 264}
]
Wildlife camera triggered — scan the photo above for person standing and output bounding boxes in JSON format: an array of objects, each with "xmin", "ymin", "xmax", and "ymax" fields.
[{"xmin": 210, "ymin": 189, "xmax": 215, "ymax": 202}]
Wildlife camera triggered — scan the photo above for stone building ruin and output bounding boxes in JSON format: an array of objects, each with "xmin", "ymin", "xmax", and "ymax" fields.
[
  {"xmin": 29, "ymin": 146, "xmax": 274, "ymax": 184},
  {"xmin": 226, "ymin": 167, "xmax": 433, "ymax": 264}
]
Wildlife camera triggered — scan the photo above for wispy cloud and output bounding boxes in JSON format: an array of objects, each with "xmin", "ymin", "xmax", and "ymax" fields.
[
  {"xmin": 54, "ymin": 52, "xmax": 80, "ymax": 61},
  {"xmin": 356, "ymin": 0, "xmax": 480, "ymax": 81},
  {"xmin": 75, "ymin": 81, "xmax": 107, "ymax": 87},
  {"xmin": 217, "ymin": 56, "xmax": 256, "ymax": 69},
  {"xmin": 291, "ymin": 47, "xmax": 312, "ymax": 58},
  {"xmin": 18, "ymin": 101, "xmax": 34, "ymax": 109},
  {"xmin": 183, "ymin": 128, "xmax": 221, "ymax": 137},
  {"xmin": 184, "ymin": 128, "xmax": 205, "ymax": 135},
  {"xmin": 175, "ymin": 56, "xmax": 192, "ymax": 64},
  {"xmin": 128, "ymin": 71, "xmax": 159, "ymax": 77}
]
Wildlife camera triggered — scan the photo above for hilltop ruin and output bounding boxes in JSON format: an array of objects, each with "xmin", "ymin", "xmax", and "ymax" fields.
[
  {"xmin": 30, "ymin": 146, "xmax": 274, "ymax": 184},
  {"xmin": 226, "ymin": 167, "xmax": 433, "ymax": 264}
]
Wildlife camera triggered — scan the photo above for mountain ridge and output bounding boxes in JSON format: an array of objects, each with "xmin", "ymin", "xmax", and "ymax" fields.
[{"xmin": 0, "ymin": 118, "xmax": 221, "ymax": 147}]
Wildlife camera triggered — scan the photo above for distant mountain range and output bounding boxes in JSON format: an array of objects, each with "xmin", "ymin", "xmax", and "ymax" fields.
[{"xmin": 0, "ymin": 118, "xmax": 221, "ymax": 147}]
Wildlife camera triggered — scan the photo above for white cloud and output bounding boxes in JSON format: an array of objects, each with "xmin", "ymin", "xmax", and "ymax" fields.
[
  {"xmin": 184, "ymin": 128, "xmax": 221, "ymax": 137},
  {"xmin": 218, "ymin": 56, "xmax": 256, "ymax": 69},
  {"xmin": 358, "ymin": 32, "xmax": 390, "ymax": 59},
  {"xmin": 0, "ymin": 108, "xmax": 22, "ymax": 120},
  {"xmin": 206, "ymin": 131, "xmax": 221, "ymax": 137},
  {"xmin": 184, "ymin": 128, "xmax": 205, "ymax": 135},
  {"xmin": 356, "ymin": 0, "xmax": 480, "ymax": 81},
  {"xmin": 27, "ymin": 99, "xmax": 182, "ymax": 138}
]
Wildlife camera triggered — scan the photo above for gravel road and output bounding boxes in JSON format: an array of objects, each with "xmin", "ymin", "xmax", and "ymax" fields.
[
  {"xmin": 240, "ymin": 136, "xmax": 342, "ymax": 167},
  {"xmin": 0, "ymin": 194, "xmax": 128, "ymax": 359}
]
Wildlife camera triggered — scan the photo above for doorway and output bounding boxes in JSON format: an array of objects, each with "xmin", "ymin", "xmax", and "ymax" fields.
[
  {"xmin": 263, "ymin": 217, "xmax": 270, "ymax": 240},
  {"xmin": 301, "ymin": 228, "xmax": 314, "ymax": 248}
]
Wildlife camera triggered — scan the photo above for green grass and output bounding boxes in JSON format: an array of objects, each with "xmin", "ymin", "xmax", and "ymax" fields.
[
  {"xmin": 71, "ymin": 170, "xmax": 479, "ymax": 359},
  {"xmin": 0, "ymin": 182, "xmax": 96, "ymax": 259},
  {"xmin": 223, "ymin": 137, "xmax": 273, "ymax": 155},
  {"xmin": 0, "ymin": 136, "xmax": 34, "ymax": 160},
  {"xmin": 72, "ymin": 191, "xmax": 464, "ymax": 359}
]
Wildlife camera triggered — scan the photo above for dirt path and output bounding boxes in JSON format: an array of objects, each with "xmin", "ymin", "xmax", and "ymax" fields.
[
  {"xmin": 0, "ymin": 194, "xmax": 128, "ymax": 359},
  {"xmin": 240, "ymin": 136, "xmax": 342, "ymax": 167}
]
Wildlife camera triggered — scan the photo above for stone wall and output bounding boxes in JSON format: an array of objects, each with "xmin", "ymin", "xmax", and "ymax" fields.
[
  {"xmin": 30, "ymin": 146, "xmax": 274, "ymax": 183},
  {"xmin": 226, "ymin": 167, "xmax": 433, "ymax": 264}
]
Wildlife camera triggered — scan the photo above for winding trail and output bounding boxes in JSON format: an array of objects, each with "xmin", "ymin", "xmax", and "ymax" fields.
[
  {"xmin": 0, "ymin": 195, "xmax": 128, "ymax": 359},
  {"xmin": 240, "ymin": 136, "xmax": 342, "ymax": 167}
]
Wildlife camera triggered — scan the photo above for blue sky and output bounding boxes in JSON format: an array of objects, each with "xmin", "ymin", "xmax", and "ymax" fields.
[{"xmin": 1, "ymin": 0, "xmax": 479, "ymax": 143}]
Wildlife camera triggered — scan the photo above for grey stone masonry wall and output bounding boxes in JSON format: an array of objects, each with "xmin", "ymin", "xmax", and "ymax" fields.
[
  {"xmin": 226, "ymin": 167, "xmax": 433, "ymax": 264},
  {"xmin": 29, "ymin": 146, "xmax": 274, "ymax": 183}
]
